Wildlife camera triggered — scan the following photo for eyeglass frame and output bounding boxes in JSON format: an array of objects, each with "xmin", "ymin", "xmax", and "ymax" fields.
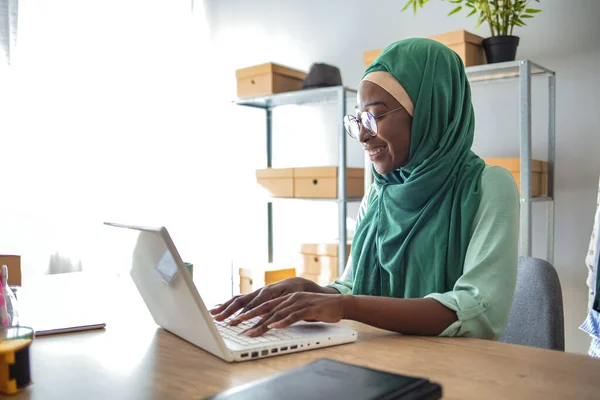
[{"xmin": 343, "ymin": 106, "xmax": 405, "ymax": 139}]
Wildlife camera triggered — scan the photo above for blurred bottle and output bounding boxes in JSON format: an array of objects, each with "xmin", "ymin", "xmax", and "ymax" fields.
[{"xmin": 0, "ymin": 265, "xmax": 19, "ymax": 326}]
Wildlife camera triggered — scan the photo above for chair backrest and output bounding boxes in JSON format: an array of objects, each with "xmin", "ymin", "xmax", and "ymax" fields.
[{"xmin": 499, "ymin": 257, "xmax": 565, "ymax": 351}]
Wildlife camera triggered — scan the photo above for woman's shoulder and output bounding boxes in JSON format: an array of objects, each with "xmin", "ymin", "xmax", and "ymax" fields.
[
  {"xmin": 478, "ymin": 165, "xmax": 520, "ymax": 210},
  {"xmin": 480, "ymin": 165, "xmax": 519, "ymax": 197},
  {"xmin": 467, "ymin": 165, "xmax": 520, "ymax": 241}
]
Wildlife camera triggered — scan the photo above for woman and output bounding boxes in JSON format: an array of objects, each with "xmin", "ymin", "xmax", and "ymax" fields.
[
  {"xmin": 580, "ymin": 177, "xmax": 600, "ymax": 357},
  {"xmin": 211, "ymin": 38, "xmax": 519, "ymax": 339}
]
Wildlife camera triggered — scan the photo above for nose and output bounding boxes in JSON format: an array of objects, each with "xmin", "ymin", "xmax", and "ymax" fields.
[{"xmin": 358, "ymin": 122, "xmax": 372, "ymax": 144}]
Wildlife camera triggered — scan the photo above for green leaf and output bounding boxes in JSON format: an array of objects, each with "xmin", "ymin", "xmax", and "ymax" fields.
[
  {"xmin": 525, "ymin": 8, "xmax": 542, "ymax": 13},
  {"xmin": 521, "ymin": 14, "xmax": 533, "ymax": 18},
  {"xmin": 448, "ymin": 0, "xmax": 463, "ymax": 3},
  {"xmin": 448, "ymin": 5, "xmax": 463, "ymax": 16},
  {"xmin": 476, "ymin": 13, "xmax": 486, "ymax": 28},
  {"xmin": 517, "ymin": 1, "xmax": 525, "ymax": 11},
  {"xmin": 401, "ymin": 1, "xmax": 413, "ymax": 12},
  {"xmin": 466, "ymin": 7, "xmax": 477, "ymax": 17},
  {"xmin": 514, "ymin": 18, "xmax": 526, "ymax": 27}
]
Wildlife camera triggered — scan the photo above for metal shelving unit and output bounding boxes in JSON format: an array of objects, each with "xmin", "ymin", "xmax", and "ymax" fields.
[
  {"xmin": 465, "ymin": 59, "xmax": 556, "ymax": 264},
  {"xmin": 235, "ymin": 86, "xmax": 362, "ymax": 276},
  {"xmin": 235, "ymin": 59, "xmax": 556, "ymax": 273}
]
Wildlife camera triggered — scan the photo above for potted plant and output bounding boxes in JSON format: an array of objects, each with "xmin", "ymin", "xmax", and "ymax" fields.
[{"xmin": 402, "ymin": 0, "xmax": 542, "ymax": 63}]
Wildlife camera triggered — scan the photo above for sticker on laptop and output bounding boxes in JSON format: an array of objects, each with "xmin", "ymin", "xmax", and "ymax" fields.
[{"xmin": 155, "ymin": 250, "xmax": 178, "ymax": 284}]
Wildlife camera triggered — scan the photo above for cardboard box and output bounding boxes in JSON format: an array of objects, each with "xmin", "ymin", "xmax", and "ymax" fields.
[
  {"xmin": 429, "ymin": 30, "xmax": 486, "ymax": 67},
  {"xmin": 363, "ymin": 29, "xmax": 486, "ymax": 69},
  {"xmin": 256, "ymin": 168, "xmax": 294, "ymax": 198},
  {"xmin": 363, "ymin": 48, "xmax": 384, "ymax": 70},
  {"xmin": 299, "ymin": 255, "xmax": 339, "ymax": 281},
  {"xmin": 484, "ymin": 158, "xmax": 549, "ymax": 196},
  {"xmin": 236, "ymin": 62, "xmax": 307, "ymax": 98},
  {"xmin": 298, "ymin": 242, "xmax": 351, "ymax": 282},
  {"xmin": 239, "ymin": 265, "xmax": 296, "ymax": 295},
  {"xmin": 256, "ymin": 167, "xmax": 365, "ymax": 199},
  {"xmin": 299, "ymin": 242, "xmax": 351, "ymax": 258},
  {"xmin": 293, "ymin": 167, "xmax": 364, "ymax": 199},
  {"xmin": 0, "ymin": 255, "xmax": 21, "ymax": 286}
]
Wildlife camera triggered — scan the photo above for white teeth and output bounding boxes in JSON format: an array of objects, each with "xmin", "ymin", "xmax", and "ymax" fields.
[{"xmin": 368, "ymin": 147, "xmax": 384, "ymax": 156}]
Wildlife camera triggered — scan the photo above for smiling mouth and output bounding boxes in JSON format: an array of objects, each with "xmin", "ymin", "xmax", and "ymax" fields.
[{"xmin": 367, "ymin": 146, "xmax": 386, "ymax": 156}]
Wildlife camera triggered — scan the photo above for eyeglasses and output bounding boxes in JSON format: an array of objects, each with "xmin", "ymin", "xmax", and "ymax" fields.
[{"xmin": 343, "ymin": 107, "xmax": 405, "ymax": 139}]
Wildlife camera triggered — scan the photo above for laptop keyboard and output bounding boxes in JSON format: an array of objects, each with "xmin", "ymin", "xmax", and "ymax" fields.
[{"xmin": 214, "ymin": 316, "xmax": 302, "ymax": 346}]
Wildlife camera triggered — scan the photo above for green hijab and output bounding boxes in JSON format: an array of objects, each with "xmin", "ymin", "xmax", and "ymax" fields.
[{"xmin": 351, "ymin": 38, "xmax": 485, "ymax": 298}]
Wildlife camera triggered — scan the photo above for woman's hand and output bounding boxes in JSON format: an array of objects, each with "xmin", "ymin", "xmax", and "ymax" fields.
[
  {"xmin": 209, "ymin": 277, "xmax": 338, "ymax": 322},
  {"xmin": 234, "ymin": 292, "xmax": 346, "ymax": 337}
]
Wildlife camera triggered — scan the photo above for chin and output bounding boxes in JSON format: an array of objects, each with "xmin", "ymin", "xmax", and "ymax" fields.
[{"xmin": 373, "ymin": 163, "xmax": 392, "ymax": 175}]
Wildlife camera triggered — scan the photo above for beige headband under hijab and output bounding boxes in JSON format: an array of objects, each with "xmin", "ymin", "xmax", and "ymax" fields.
[{"xmin": 361, "ymin": 71, "xmax": 414, "ymax": 117}]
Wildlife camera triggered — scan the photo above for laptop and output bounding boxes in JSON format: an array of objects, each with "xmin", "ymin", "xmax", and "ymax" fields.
[{"xmin": 104, "ymin": 222, "xmax": 358, "ymax": 362}]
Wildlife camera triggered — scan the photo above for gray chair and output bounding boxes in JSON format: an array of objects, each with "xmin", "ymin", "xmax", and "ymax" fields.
[{"xmin": 499, "ymin": 257, "xmax": 565, "ymax": 351}]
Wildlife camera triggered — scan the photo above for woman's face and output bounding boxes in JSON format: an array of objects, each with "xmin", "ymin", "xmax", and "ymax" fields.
[{"xmin": 357, "ymin": 81, "xmax": 412, "ymax": 174}]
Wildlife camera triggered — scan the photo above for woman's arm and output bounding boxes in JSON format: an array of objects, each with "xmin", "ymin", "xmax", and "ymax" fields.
[
  {"xmin": 342, "ymin": 296, "xmax": 457, "ymax": 335},
  {"xmin": 320, "ymin": 286, "xmax": 342, "ymax": 295},
  {"xmin": 236, "ymin": 291, "xmax": 456, "ymax": 337}
]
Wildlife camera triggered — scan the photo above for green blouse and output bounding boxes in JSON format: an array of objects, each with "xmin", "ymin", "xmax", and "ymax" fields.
[{"xmin": 329, "ymin": 166, "xmax": 519, "ymax": 339}]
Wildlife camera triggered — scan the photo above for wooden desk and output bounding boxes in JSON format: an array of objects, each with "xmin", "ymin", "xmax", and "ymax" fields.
[
  {"xmin": 13, "ymin": 319, "xmax": 600, "ymax": 400},
  {"xmin": 10, "ymin": 275, "xmax": 600, "ymax": 399}
]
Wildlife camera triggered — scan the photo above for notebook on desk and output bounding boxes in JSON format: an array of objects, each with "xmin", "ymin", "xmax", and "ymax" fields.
[
  {"xmin": 31, "ymin": 312, "xmax": 106, "ymax": 336},
  {"xmin": 17, "ymin": 273, "xmax": 107, "ymax": 336},
  {"xmin": 207, "ymin": 358, "xmax": 442, "ymax": 400}
]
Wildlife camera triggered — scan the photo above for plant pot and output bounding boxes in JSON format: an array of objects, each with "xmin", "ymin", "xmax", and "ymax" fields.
[{"xmin": 482, "ymin": 36, "xmax": 520, "ymax": 63}]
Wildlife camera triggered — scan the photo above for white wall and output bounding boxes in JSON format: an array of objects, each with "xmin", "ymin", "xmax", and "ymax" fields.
[{"xmin": 203, "ymin": 0, "xmax": 600, "ymax": 353}]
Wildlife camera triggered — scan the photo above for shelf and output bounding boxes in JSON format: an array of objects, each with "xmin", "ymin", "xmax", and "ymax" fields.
[
  {"xmin": 262, "ymin": 196, "xmax": 363, "ymax": 203},
  {"xmin": 466, "ymin": 60, "xmax": 555, "ymax": 84},
  {"xmin": 530, "ymin": 196, "xmax": 554, "ymax": 203},
  {"xmin": 235, "ymin": 61, "xmax": 554, "ymax": 109},
  {"xmin": 235, "ymin": 86, "xmax": 357, "ymax": 109}
]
